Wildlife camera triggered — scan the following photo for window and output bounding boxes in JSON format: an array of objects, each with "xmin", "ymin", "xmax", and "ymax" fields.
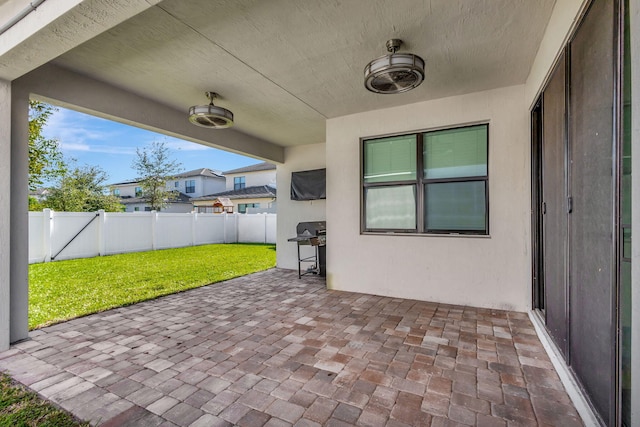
[
  {"xmin": 113, "ymin": 188, "xmax": 120, "ymax": 196},
  {"xmin": 144, "ymin": 207, "xmax": 152, "ymax": 212},
  {"xmin": 185, "ymin": 180, "xmax": 195, "ymax": 193},
  {"xmin": 234, "ymin": 176, "xmax": 246, "ymax": 190},
  {"xmin": 362, "ymin": 124, "xmax": 488, "ymax": 235},
  {"xmin": 134, "ymin": 207, "xmax": 139, "ymax": 212},
  {"xmin": 238, "ymin": 203, "xmax": 259, "ymax": 213},
  {"xmin": 135, "ymin": 186, "xmax": 142, "ymax": 197},
  {"xmin": 175, "ymin": 181, "xmax": 179, "ymax": 188}
]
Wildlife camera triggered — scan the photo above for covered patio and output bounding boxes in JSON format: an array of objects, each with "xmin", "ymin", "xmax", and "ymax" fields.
[
  {"xmin": 2, "ymin": 0, "xmax": 639, "ymax": 424},
  {"xmin": 0, "ymin": 270, "xmax": 581, "ymax": 426}
]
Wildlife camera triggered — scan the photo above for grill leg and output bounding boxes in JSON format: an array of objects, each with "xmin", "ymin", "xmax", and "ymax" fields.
[{"xmin": 297, "ymin": 243, "xmax": 302, "ymax": 279}]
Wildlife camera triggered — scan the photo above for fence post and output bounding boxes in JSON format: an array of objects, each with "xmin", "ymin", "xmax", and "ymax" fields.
[
  {"xmin": 151, "ymin": 211, "xmax": 157, "ymax": 250},
  {"xmin": 191, "ymin": 211, "xmax": 197, "ymax": 246},
  {"xmin": 97, "ymin": 210, "xmax": 106, "ymax": 256},
  {"xmin": 235, "ymin": 213, "xmax": 239, "ymax": 243},
  {"xmin": 264, "ymin": 213, "xmax": 268, "ymax": 244},
  {"xmin": 42, "ymin": 208, "xmax": 52, "ymax": 263},
  {"xmin": 223, "ymin": 213, "xmax": 227, "ymax": 243}
]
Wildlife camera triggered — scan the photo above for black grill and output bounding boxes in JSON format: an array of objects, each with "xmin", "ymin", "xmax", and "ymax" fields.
[{"xmin": 288, "ymin": 221, "xmax": 326, "ymax": 278}]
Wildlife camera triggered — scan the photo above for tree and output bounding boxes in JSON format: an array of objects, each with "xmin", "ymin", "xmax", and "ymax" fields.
[
  {"xmin": 44, "ymin": 164, "xmax": 123, "ymax": 212},
  {"xmin": 131, "ymin": 141, "xmax": 183, "ymax": 211},
  {"xmin": 29, "ymin": 100, "xmax": 66, "ymax": 190}
]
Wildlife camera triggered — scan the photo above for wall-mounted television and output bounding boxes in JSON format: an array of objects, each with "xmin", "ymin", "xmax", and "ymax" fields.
[{"xmin": 290, "ymin": 168, "xmax": 326, "ymax": 201}]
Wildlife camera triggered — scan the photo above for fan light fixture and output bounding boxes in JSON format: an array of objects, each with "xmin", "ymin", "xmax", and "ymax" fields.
[
  {"xmin": 188, "ymin": 92, "xmax": 234, "ymax": 128},
  {"xmin": 364, "ymin": 39, "xmax": 425, "ymax": 94}
]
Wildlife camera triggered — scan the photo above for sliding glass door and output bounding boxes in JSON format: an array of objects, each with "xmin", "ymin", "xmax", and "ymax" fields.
[{"xmin": 531, "ymin": 0, "xmax": 630, "ymax": 424}]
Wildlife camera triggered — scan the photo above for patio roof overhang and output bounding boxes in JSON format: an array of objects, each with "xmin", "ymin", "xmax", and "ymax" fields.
[{"xmin": 1, "ymin": 0, "xmax": 556, "ymax": 151}]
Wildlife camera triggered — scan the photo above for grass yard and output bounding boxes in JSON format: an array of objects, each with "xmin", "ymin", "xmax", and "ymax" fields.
[
  {"xmin": 0, "ymin": 373, "xmax": 88, "ymax": 427},
  {"xmin": 28, "ymin": 243, "xmax": 276, "ymax": 329}
]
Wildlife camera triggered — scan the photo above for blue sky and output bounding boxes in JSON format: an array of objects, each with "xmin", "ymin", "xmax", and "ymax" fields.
[{"xmin": 42, "ymin": 105, "xmax": 261, "ymax": 184}]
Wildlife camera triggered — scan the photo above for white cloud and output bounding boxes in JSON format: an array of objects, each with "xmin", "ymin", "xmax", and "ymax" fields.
[
  {"xmin": 43, "ymin": 106, "xmax": 216, "ymax": 158},
  {"xmin": 142, "ymin": 136, "xmax": 211, "ymax": 152},
  {"xmin": 42, "ymin": 108, "xmax": 138, "ymax": 154},
  {"xmin": 58, "ymin": 142, "xmax": 91, "ymax": 152}
]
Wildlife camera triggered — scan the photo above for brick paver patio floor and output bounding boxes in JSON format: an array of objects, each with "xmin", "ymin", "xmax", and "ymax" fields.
[{"xmin": 0, "ymin": 269, "xmax": 583, "ymax": 426}]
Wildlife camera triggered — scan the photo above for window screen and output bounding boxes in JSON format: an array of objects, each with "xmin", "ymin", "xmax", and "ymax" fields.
[{"xmin": 362, "ymin": 124, "xmax": 488, "ymax": 234}]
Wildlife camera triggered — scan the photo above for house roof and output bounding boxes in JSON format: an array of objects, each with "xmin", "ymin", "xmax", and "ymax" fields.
[
  {"xmin": 223, "ymin": 162, "xmax": 276, "ymax": 175},
  {"xmin": 212, "ymin": 197, "xmax": 233, "ymax": 207},
  {"xmin": 173, "ymin": 168, "xmax": 224, "ymax": 179},
  {"xmin": 191, "ymin": 185, "xmax": 276, "ymax": 202},
  {"xmin": 29, "ymin": 188, "xmax": 50, "ymax": 197},
  {"xmin": 110, "ymin": 179, "xmax": 140, "ymax": 186},
  {"xmin": 119, "ymin": 191, "xmax": 192, "ymax": 205},
  {"xmin": 110, "ymin": 168, "xmax": 223, "ymax": 186}
]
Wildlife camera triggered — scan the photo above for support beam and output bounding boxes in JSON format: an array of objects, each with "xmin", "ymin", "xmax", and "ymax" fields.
[
  {"xmin": 9, "ymin": 85, "xmax": 29, "ymax": 343},
  {"xmin": 15, "ymin": 64, "xmax": 284, "ymax": 163},
  {"xmin": 0, "ymin": 0, "xmax": 161, "ymax": 80},
  {"xmin": 0, "ymin": 79, "xmax": 10, "ymax": 351}
]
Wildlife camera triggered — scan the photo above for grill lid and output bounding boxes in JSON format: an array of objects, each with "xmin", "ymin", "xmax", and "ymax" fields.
[{"xmin": 296, "ymin": 221, "xmax": 326, "ymax": 237}]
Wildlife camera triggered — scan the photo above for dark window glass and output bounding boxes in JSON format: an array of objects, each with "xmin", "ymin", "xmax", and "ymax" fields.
[
  {"xmin": 185, "ymin": 180, "xmax": 195, "ymax": 193},
  {"xmin": 425, "ymin": 181, "xmax": 486, "ymax": 232},
  {"xmin": 238, "ymin": 203, "xmax": 260, "ymax": 213},
  {"xmin": 362, "ymin": 124, "xmax": 488, "ymax": 234},
  {"xmin": 234, "ymin": 176, "xmax": 246, "ymax": 190}
]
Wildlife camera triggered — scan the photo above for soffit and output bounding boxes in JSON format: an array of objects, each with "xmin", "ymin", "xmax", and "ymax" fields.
[{"xmin": 52, "ymin": 0, "xmax": 556, "ymax": 147}]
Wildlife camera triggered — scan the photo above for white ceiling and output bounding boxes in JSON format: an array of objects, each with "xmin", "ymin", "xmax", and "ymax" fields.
[{"xmin": 52, "ymin": 0, "xmax": 556, "ymax": 147}]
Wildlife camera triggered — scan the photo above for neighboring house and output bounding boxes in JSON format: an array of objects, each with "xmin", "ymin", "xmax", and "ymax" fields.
[
  {"xmin": 191, "ymin": 185, "xmax": 277, "ymax": 213},
  {"xmin": 117, "ymin": 191, "xmax": 192, "ymax": 213},
  {"xmin": 28, "ymin": 188, "xmax": 50, "ymax": 203},
  {"xmin": 191, "ymin": 162, "xmax": 277, "ymax": 213},
  {"xmin": 2, "ymin": 1, "xmax": 638, "ymax": 424},
  {"xmin": 223, "ymin": 162, "xmax": 276, "ymax": 191},
  {"xmin": 110, "ymin": 168, "xmax": 225, "ymax": 212},
  {"xmin": 210, "ymin": 197, "xmax": 234, "ymax": 214}
]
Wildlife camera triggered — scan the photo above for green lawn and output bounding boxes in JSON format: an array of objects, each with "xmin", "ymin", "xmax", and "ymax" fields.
[
  {"xmin": 0, "ymin": 373, "xmax": 88, "ymax": 427},
  {"xmin": 28, "ymin": 243, "xmax": 276, "ymax": 329}
]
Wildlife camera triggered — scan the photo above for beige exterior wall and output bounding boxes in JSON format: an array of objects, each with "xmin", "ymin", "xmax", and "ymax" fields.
[
  {"xmin": 325, "ymin": 85, "xmax": 530, "ymax": 312},
  {"xmin": 225, "ymin": 169, "xmax": 276, "ymax": 190},
  {"xmin": 193, "ymin": 197, "xmax": 274, "ymax": 212},
  {"xmin": 232, "ymin": 197, "xmax": 275, "ymax": 208},
  {"xmin": 276, "ymin": 144, "xmax": 326, "ymax": 270},
  {"xmin": 0, "ymin": 79, "xmax": 10, "ymax": 351}
]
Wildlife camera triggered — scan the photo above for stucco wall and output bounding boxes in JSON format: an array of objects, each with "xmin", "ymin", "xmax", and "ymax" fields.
[
  {"xmin": 225, "ymin": 170, "xmax": 276, "ymax": 190},
  {"xmin": 233, "ymin": 198, "xmax": 275, "ymax": 208},
  {"xmin": 200, "ymin": 176, "xmax": 226, "ymax": 196},
  {"xmin": 276, "ymin": 144, "xmax": 326, "ymax": 271},
  {"xmin": 326, "ymin": 85, "xmax": 530, "ymax": 312},
  {"xmin": 113, "ymin": 183, "xmax": 138, "ymax": 198},
  {"xmin": 0, "ymin": 79, "xmax": 10, "ymax": 351}
]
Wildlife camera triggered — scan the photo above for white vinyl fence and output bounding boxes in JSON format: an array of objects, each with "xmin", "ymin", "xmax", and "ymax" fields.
[{"xmin": 29, "ymin": 209, "xmax": 277, "ymax": 264}]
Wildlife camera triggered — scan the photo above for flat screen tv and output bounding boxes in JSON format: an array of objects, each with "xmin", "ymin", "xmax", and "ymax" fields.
[{"xmin": 290, "ymin": 168, "xmax": 326, "ymax": 201}]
